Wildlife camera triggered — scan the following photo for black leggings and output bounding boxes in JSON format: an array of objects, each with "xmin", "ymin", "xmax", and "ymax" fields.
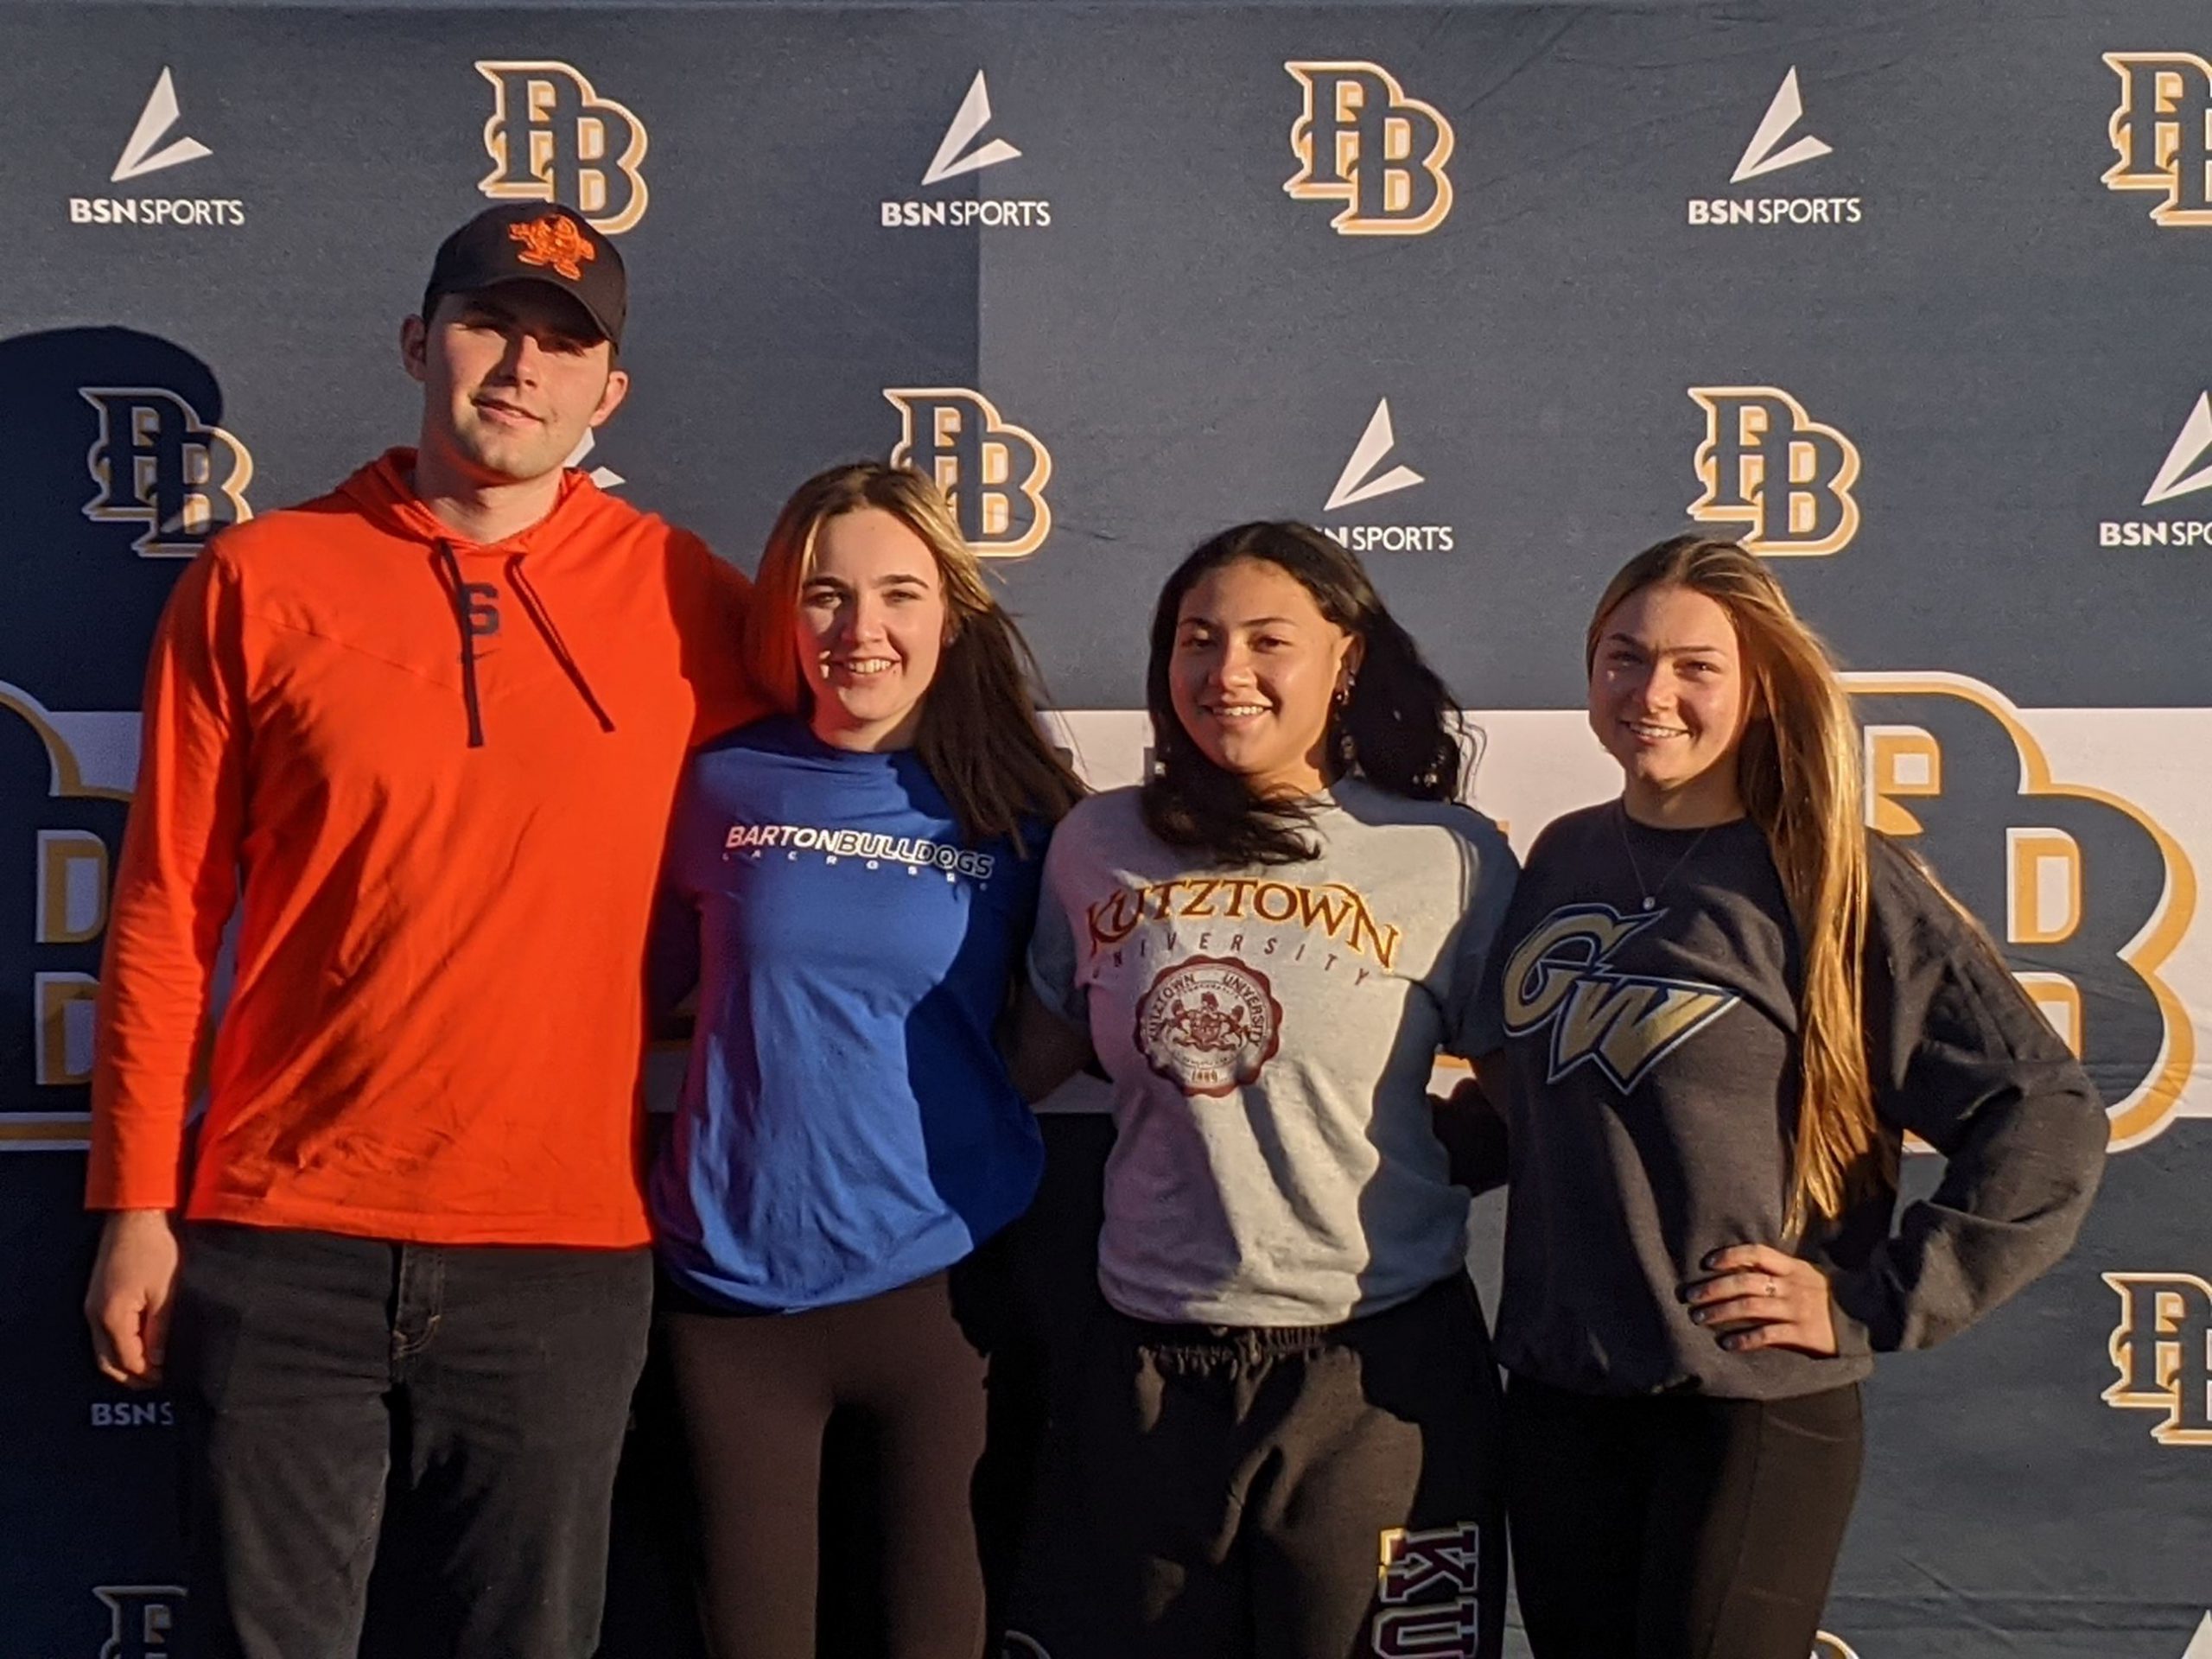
[
  {"xmin": 1503, "ymin": 1373, "xmax": 1864, "ymax": 1659},
  {"xmin": 662, "ymin": 1270, "xmax": 990, "ymax": 1659}
]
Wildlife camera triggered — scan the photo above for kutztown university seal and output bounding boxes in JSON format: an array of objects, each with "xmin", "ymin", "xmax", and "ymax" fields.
[{"xmin": 1135, "ymin": 955, "xmax": 1284, "ymax": 1097}]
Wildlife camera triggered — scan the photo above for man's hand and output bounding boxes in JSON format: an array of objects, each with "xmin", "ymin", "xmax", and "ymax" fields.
[
  {"xmin": 1681, "ymin": 1243, "xmax": 1839, "ymax": 1357},
  {"xmin": 86, "ymin": 1209, "xmax": 181, "ymax": 1389}
]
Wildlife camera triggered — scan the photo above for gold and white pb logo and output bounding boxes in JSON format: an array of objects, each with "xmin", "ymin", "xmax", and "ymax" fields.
[
  {"xmin": 477, "ymin": 60, "xmax": 649, "ymax": 234},
  {"xmin": 80, "ymin": 387, "xmax": 253, "ymax": 558},
  {"xmin": 2101, "ymin": 52, "xmax": 2212, "ymax": 226},
  {"xmin": 1285, "ymin": 61, "xmax": 1453, "ymax": 236},
  {"xmin": 2102, "ymin": 1271, "xmax": 2212, "ymax": 1446},
  {"xmin": 1688, "ymin": 385, "xmax": 1860, "ymax": 556},
  {"xmin": 884, "ymin": 388, "xmax": 1052, "ymax": 558}
]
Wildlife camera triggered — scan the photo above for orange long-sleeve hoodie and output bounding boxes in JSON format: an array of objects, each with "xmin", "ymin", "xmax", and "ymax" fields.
[{"xmin": 87, "ymin": 448, "xmax": 765, "ymax": 1246}]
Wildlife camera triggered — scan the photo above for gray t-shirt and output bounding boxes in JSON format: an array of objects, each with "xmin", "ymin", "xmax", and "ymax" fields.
[
  {"xmin": 1482, "ymin": 803, "xmax": 2108, "ymax": 1399},
  {"xmin": 1027, "ymin": 779, "xmax": 1519, "ymax": 1326}
]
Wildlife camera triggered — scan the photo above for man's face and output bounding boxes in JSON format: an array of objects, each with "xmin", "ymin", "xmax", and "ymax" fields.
[{"xmin": 402, "ymin": 284, "xmax": 628, "ymax": 487}]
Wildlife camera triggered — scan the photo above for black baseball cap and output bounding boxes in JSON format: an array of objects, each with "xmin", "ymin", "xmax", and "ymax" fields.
[{"xmin": 422, "ymin": 203, "xmax": 627, "ymax": 349}]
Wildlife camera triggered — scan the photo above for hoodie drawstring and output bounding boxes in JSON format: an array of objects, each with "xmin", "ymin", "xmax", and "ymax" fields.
[
  {"xmin": 429, "ymin": 542, "xmax": 617, "ymax": 748},
  {"xmin": 431, "ymin": 539, "xmax": 487, "ymax": 749},
  {"xmin": 507, "ymin": 555, "xmax": 618, "ymax": 735}
]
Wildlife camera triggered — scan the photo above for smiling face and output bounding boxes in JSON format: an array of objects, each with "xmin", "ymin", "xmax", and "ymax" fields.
[
  {"xmin": 1588, "ymin": 581, "xmax": 1755, "ymax": 823},
  {"xmin": 794, "ymin": 507, "xmax": 950, "ymax": 752},
  {"xmin": 404, "ymin": 284, "xmax": 628, "ymax": 488},
  {"xmin": 1168, "ymin": 557, "xmax": 1361, "ymax": 798}
]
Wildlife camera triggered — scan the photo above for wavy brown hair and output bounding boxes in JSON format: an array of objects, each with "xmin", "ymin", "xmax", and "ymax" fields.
[
  {"xmin": 1588, "ymin": 534, "xmax": 1889, "ymax": 1236},
  {"xmin": 743, "ymin": 461, "xmax": 1084, "ymax": 852}
]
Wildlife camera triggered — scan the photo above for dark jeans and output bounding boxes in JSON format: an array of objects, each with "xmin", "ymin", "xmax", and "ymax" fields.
[
  {"xmin": 168, "ymin": 1221, "xmax": 652, "ymax": 1659},
  {"xmin": 1503, "ymin": 1373, "xmax": 1865, "ymax": 1659}
]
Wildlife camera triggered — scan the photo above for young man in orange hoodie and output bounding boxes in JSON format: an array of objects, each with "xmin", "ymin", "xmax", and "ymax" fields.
[{"xmin": 80, "ymin": 203, "xmax": 763, "ymax": 1656}]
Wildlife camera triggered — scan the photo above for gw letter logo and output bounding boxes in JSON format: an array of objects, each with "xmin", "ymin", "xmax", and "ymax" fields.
[
  {"xmin": 884, "ymin": 388, "xmax": 1052, "ymax": 557},
  {"xmin": 95, "ymin": 1585, "xmax": 186, "ymax": 1658},
  {"xmin": 2102, "ymin": 53, "xmax": 2212, "ymax": 226},
  {"xmin": 81, "ymin": 388, "xmax": 253, "ymax": 556},
  {"xmin": 2102, "ymin": 1272, "xmax": 2212, "ymax": 1444},
  {"xmin": 1688, "ymin": 385, "xmax": 1860, "ymax": 556},
  {"xmin": 477, "ymin": 60, "xmax": 648, "ymax": 234},
  {"xmin": 1502, "ymin": 903, "xmax": 1741, "ymax": 1092},
  {"xmin": 1284, "ymin": 62, "xmax": 1453, "ymax": 236}
]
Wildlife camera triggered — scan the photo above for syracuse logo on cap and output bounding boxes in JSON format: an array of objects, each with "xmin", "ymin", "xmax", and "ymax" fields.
[
  {"xmin": 476, "ymin": 60, "xmax": 648, "ymax": 234},
  {"xmin": 1284, "ymin": 61, "xmax": 1454, "ymax": 235},
  {"xmin": 509, "ymin": 212, "xmax": 596, "ymax": 280}
]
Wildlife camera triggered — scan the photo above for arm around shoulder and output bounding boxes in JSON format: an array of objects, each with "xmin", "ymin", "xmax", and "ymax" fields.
[{"xmin": 1001, "ymin": 802, "xmax": 1099, "ymax": 1103}]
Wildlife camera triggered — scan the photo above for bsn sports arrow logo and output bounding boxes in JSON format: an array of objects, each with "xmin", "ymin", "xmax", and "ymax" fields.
[
  {"xmin": 882, "ymin": 72, "xmax": 1049, "ymax": 229},
  {"xmin": 923, "ymin": 72, "xmax": 1020, "ymax": 186},
  {"xmin": 111, "ymin": 68, "xmax": 210, "ymax": 182},
  {"xmin": 1732, "ymin": 67, "xmax": 1831, "ymax": 183},
  {"xmin": 1688, "ymin": 67, "xmax": 1859, "ymax": 227},
  {"xmin": 1320, "ymin": 400, "xmax": 1453, "ymax": 553},
  {"xmin": 2101, "ymin": 390, "xmax": 2212, "ymax": 546},
  {"xmin": 2143, "ymin": 392, "xmax": 2212, "ymax": 506},
  {"xmin": 1326, "ymin": 400, "xmax": 1423, "ymax": 511}
]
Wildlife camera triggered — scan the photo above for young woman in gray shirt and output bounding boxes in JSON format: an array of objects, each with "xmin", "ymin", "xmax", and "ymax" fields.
[
  {"xmin": 1475, "ymin": 535, "xmax": 2107, "ymax": 1659},
  {"xmin": 1003, "ymin": 521, "xmax": 1519, "ymax": 1659}
]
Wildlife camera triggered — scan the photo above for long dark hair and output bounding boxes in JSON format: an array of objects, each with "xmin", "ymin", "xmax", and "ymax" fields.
[
  {"xmin": 1141, "ymin": 522, "xmax": 1465, "ymax": 866},
  {"xmin": 745, "ymin": 461, "xmax": 1084, "ymax": 853}
]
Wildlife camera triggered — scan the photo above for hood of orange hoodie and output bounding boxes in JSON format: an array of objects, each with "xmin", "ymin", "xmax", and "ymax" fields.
[
  {"xmin": 335, "ymin": 447, "xmax": 621, "ymax": 747},
  {"xmin": 335, "ymin": 446, "xmax": 630, "ymax": 556}
]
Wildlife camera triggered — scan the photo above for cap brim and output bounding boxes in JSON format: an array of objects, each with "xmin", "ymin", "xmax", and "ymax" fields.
[{"xmin": 451, "ymin": 274, "xmax": 618, "ymax": 347}]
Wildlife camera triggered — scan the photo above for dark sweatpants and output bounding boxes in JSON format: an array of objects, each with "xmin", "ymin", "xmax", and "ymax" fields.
[
  {"xmin": 1007, "ymin": 1273, "xmax": 1506, "ymax": 1659},
  {"xmin": 1503, "ymin": 1373, "xmax": 1865, "ymax": 1659}
]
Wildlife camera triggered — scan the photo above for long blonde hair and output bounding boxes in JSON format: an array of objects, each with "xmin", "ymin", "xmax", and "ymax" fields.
[
  {"xmin": 743, "ymin": 461, "xmax": 1084, "ymax": 852},
  {"xmin": 1586, "ymin": 535, "xmax": 1891, "ymax": 1236}
]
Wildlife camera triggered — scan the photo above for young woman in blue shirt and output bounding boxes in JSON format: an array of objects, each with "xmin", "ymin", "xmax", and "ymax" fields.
[{"xmin": 647, "ymin": 462, "xmax": 1084, "ymax": 1659}]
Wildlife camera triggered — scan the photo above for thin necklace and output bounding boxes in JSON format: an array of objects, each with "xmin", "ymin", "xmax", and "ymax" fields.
[{"xmin": 1615, "ymin": 800, "xmax": 1714, "ymax": 912}]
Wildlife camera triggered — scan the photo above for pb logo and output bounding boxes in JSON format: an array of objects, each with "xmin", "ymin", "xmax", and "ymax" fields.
[
  {"xmin": 1284, "ymin": 61, "xmax": 1453, "ymax": 236},
  {"xmin": 2101, "ymin": 53, "xmax": 2212, "ymax": 226},
  {"xmin": 1688, "ymin": 385, "xmax": 1861, "ymax": 556},
  {"xmin": 95, "ymin": 1585, "xmax": 186, "ymax": 1658},
  {"xmin": 476, "ymin": 60, "xmax": 648, "ymax": 234},
  {"xmin": 0, "ymin": 681, "xmax": 133, "ymax": 1150},
  {"xmin": 1852, "ymin": 674, "xmax": 2197, "ymax": 1149},
  {"xmin": 883, "ymin": 388, "xmax": 1052, "ymax": 557},
  {"xmin": 2101, "ymin": 1272, "xmax": 2212, "ymax": 1445},
  {"xmin": 81, "ymin": 387, "xmax": 253, "ymax": 557}
]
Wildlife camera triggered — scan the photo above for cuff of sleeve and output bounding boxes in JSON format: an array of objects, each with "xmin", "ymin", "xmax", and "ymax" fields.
[{"xmin": 86, "ymin": 1112, "xmax": 185, "ymax": 1213}]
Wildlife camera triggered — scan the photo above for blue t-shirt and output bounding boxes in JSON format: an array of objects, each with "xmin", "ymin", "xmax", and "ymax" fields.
[{"xmin": 648, "ymin": 716, "xmax": 1046, "ymax": 1313}]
